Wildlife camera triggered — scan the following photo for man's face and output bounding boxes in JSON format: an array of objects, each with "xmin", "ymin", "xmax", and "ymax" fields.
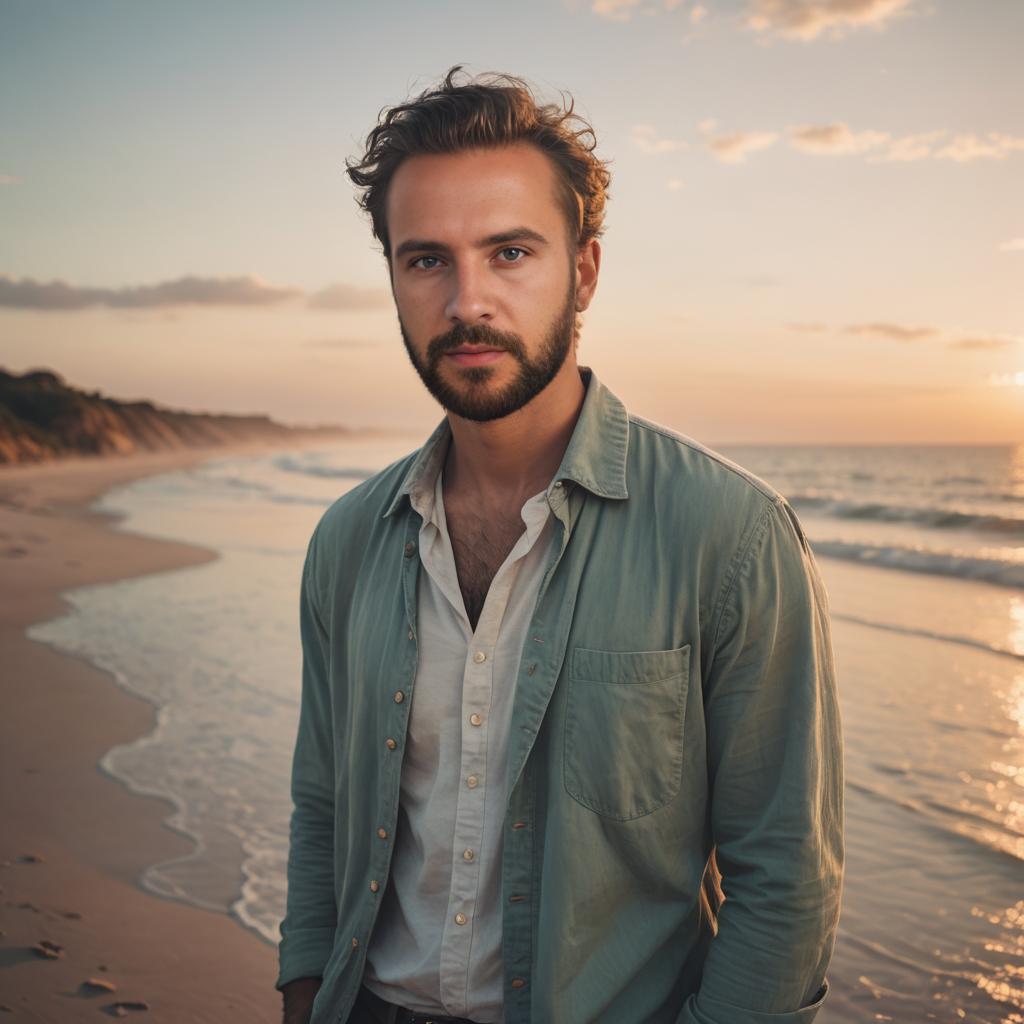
[{"xmin": 386, "ymin": 144, "xmax": 586, "ymax": 422}]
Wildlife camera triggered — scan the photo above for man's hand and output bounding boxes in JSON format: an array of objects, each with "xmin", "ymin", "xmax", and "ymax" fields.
[{"xmin": 281, "ymin": 976, "xmax": 322, "ymax": 1024}]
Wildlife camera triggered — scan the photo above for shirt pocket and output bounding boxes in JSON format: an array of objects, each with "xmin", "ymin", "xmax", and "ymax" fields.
[{"xmin": 563, "ymin": 644, "xmax": 690, "ymax": 821}]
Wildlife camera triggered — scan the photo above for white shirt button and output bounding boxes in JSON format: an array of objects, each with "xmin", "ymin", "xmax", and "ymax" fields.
[
  {"xmin": 467, "ymin": 775, "xmax": 479, "ymax": 789},
  {"xmin": 463, "ymin": 848, "xmax": 475, "ymax": 861},
  {"xmin": 473, "ymin": 650, "xmax": 486, "ymax": 664},
  {"xmin": 469, "ymin": 713, "xmax": 482, "ymax": 727}
]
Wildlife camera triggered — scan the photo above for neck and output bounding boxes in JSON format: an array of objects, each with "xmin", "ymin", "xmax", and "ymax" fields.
[{"xmin": 443, "ymin": 358, "xmax": 586, "ymax": 505}]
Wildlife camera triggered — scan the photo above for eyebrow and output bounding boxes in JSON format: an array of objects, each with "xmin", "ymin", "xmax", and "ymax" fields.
[{"xmin": 393, "ymin": 226, "xmax": 550, "ymax": 261}]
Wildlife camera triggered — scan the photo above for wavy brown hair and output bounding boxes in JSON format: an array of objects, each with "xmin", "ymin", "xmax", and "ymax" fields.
[{"xmin": 345, "ymin": 65, "xmax": 612, "ymax": 260}]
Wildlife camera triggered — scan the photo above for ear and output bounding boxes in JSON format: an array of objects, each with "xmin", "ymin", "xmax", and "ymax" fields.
[{"xmin": 574, "ymin": 239, "xmax": 601, "ymax": 312}]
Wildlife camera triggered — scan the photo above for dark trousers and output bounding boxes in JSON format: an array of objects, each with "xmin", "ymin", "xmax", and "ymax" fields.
[
  {"xmin": 348, "ymin": 985, "xmax": 479, "ymax": 1024},
  {"xmin": 347, "ymin": 985, "xmax": 398, "ymax": 1024}
]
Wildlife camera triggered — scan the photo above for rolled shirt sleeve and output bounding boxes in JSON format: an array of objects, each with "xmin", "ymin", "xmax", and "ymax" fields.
[
  {"xmin": 276, "ymin": 528, "xmax": 339, "ymax": 990},
  {"xmin": 679, "ymin": 497, "xmax": 844, "ymax": 1023}
]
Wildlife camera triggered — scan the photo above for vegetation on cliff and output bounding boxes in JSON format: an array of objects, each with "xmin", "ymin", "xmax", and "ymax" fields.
[{"xmin": 0, "ymin": 368, "xmax": 345, "ymax": 465}]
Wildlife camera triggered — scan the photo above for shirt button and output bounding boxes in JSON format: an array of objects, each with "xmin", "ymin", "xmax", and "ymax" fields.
[
  {"xmin": 393, "ymin": 690, "xmax": 405, "ymax": 703},
  {"xmin": 463, "ymin": 848, "xmax": 475, "ymax": 862},
  {"xmin": 466, "ymin": 775, "xmax": 479, "ymax": 789},
  {"xmin": 351, "ymin": 937, "xmax": 359, "ymax": 948},
  {"xmin": 527, "ymin": 664, "xmax": 537, "ymax": 676},
  {"xmin": 553, "ymin": 481, "xmax": 563, "ymax": 489},
  {"xmin": 369, "ymin": 880, "xmax": 380, "ymax": 893},
  {"xmin": 473, "ymin": 650, "xmax": 486, "ymax": 664},
  {"xmin": 469, "ymin": 713, "xmax": 482, "ymax": 727},
  {"xmin": 454, "ymin": 912, "xmax": 467, "ymax": 926},
  {"xmin": 385, "ymin": 737, "xmax": 397, "ymax": 750},
  {"xmin": 404, "ymin": 542, "xmax": 415, "ymax": 558},
  {"xmin": 377, "ymin": 827, "xmax": 387, "ymax": 840},
  {"xmin": 511, "ymin": 977, "xmax": 527, "ymax": 989}
]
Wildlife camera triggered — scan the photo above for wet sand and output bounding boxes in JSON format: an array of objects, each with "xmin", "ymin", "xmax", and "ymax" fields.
[{"xmin": 0, "ymin": 450, "xmax": 281, "ymax": 1022}]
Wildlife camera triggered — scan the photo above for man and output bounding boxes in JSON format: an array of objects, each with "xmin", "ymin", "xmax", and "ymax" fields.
[{"xmin": 277, "ymin": 67, "xmax": 843, "ymax": 1024}]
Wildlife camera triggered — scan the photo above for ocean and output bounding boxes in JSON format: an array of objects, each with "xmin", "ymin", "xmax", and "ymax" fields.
[{"xmin": 29, "ymin": 437, "xmax": 1024, "ymax": 1022}]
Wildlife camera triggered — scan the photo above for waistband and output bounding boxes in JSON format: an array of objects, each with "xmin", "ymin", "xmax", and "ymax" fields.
[{"xmin": 352, "ymin": 984, "xmax": 482, "ymax": 1024}]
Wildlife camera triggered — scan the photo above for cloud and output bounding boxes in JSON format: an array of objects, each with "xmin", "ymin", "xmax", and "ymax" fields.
[
  {"xmin": 591, "ymin": 0, "xmax": 915, "ymax": 36},
  {"xmin": 0, "ymin": 273, "xmax": 301, "ymax": 311},
  {"xmin": 843, "ymin": 322, "xmax": 939, "ymax": 341},
  {"xmin": 630, "ymin": 124, "xmax": 688, "ymax": 154},
  {"xmin": 0, "ymin": 274, "xmax": 393, "ymax": 313},
  {"xmin": 654, "ymin": 118, "xmax": 1023, "ymax": 167},
  {"xmin": 742, "ymin": 0, "xmax": 916, "ymax": 41},
  {"xmin": 868, "ymin": 129, "xmax": 948, "ymax": 163},
  {"xmin": 782, "ymin": 124, "xmax": 1023, "ymax": 163},
  {"xmin": 999, "ymin": 238, "xmax": 1024, "ymax": 253},
  {"xmin": 306, "ymin": 282, "xmax": 391, "ymax": 311},
  {"xmin": 792, "ymin": 320, "xmax": 1018, "ymax": 350},
  {"xmin": 592, "ymin": 0, "xmax": 643, "ymax": 20},
  {"xmin": 0, "ymin": 175, "xmax": 21, "ymax": 186},
  {"xmin": 788, "ymin": 122, "xmax": 890, "ymax": 155},
  {"xmin": 706, "ymin": 130, "xmax": 779, "ymax": 163},
  {"xmin": 947, "ymin": 335, "xmax": 1018, "ymax": 351},
  {"xmin": 934, "ymin": 132, "xmax": 1024, "ymax": 163}
]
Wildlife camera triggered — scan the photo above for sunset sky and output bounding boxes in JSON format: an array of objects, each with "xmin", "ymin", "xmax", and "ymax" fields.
[{"xmin": 1, "ymin": 0, "xmax": 1022, "ymax": 443}]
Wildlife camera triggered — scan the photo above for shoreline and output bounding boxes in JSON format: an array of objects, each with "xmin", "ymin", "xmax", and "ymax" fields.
[{"xmin": 0, "ymin": 447, "xmax": 283, "ymax": 1022}]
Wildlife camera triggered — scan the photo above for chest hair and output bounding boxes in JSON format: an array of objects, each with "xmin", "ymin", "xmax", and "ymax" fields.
[{"xmin": 444, "ymin": 497, "xmax": 526, "ymax": 632}]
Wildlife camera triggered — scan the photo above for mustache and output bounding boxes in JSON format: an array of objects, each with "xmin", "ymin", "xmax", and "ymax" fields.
[{"xmin": 426, "ymin": 323, "xmax": 527, "ymax": 362}]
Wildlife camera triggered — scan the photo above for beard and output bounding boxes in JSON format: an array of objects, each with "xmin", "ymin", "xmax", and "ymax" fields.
[{"xmin": 399, "ymin": 277, "xmax": 576, "ymax": 423}]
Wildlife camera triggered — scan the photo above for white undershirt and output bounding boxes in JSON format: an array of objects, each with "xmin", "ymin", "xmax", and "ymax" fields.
[{"xmin": 363, "ymin": 448, "xmax": 558, "ymax": 1022}]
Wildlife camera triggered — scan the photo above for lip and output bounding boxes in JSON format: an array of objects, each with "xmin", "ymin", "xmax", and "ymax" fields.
[{"xmin": 445, "ymin": 347, "xmax": 506, "ymax": 367}]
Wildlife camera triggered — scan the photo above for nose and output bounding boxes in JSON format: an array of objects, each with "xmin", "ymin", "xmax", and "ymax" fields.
[{"xmin": 443, "ymin": 262, "xmax": 494, "ymax": 324}]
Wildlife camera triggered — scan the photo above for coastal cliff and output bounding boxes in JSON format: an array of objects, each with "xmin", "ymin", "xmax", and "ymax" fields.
[{"xmin": 0, "ymin": 368, "xmax": 346, "ymax": 465}]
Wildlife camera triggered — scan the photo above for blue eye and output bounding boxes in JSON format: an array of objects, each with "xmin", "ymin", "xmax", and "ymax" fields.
[
  {"xmin": 498, "ymin": 247, "xmax": 526, "ymax": 263},
  {"xmin": 411, "ymin": 255, "xmax": 442, "ymax": 270}
]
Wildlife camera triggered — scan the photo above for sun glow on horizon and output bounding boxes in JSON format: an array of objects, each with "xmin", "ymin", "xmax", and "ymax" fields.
[{"xmin": 989, "ymin": 372, "xmax": 1024, "ymax": 388}]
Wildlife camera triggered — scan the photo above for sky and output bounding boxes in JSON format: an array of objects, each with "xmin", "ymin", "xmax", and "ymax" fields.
[{"xmin": 1, "ymin": 0, "xmax": 1022, "ymax": 444}]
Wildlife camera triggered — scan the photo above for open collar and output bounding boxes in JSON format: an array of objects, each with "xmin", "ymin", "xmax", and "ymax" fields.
[{"xmin": 383, "ymin": 366, "xmax": 630, "ymax": 519}]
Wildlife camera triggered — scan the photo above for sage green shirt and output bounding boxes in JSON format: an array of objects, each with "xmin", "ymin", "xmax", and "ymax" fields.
[{"xmin": 277, "ymin": 367, "xmax": 844, "ymax": 1024}]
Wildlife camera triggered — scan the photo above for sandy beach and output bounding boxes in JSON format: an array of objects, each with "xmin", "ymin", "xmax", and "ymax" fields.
[{"xmin": 0, "ymin": 450, "xmax": 281, "ymax": 1022}]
